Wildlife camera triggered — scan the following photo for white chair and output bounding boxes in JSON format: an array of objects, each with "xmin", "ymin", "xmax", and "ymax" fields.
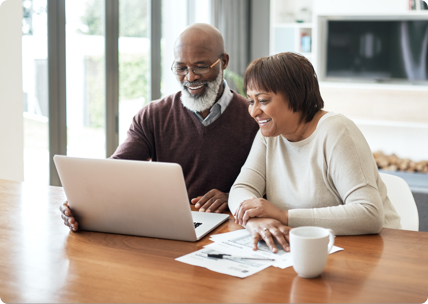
[{"xmin": 379, "ymin": 172, "xmax": 419, "ymax": 231}]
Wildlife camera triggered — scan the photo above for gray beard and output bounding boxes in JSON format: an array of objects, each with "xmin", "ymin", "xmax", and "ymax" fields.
[{"xmin": 180, "ymin": 70, "xmax": 223, "ymax": 113}]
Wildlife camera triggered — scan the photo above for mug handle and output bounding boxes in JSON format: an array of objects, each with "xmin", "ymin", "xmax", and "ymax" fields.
[{"xmin": 327, "ymin": 229, "xmax": 335, "ymax": 253}]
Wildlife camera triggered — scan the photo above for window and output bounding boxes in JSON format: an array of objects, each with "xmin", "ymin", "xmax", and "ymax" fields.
[
  {"xmin": 66, "ymin": 0, "xmax": 106, "ymax": 158},
  {"xmin": 22, "ymin": 0, "xmax": 49, "ymax": 184},
  {"xmin": 119, "ymin": 0, "xmax": 149, "ymax": 144},
  {"xmin": 22, "ymin": 0, "xmax": 213, "ymax": 185}
]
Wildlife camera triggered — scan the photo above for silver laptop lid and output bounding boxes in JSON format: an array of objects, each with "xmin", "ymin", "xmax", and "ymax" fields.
[{"xmin": 54, "ymin": 155, "xmax": 200, "ymax": 241}]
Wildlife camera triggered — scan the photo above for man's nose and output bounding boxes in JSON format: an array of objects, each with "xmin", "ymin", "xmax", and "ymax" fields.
[{"xmin": 185, "ymin": 69, "xmax": 201, "ymax": 82}]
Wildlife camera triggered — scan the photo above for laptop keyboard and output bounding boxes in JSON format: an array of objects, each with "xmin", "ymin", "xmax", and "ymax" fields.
[{"xmin": 194, "ymin": 222, "xmax": 203, "ymax": 229}]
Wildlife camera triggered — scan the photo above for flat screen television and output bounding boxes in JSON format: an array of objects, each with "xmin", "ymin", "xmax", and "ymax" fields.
[{"xmin": 326, "ymin": 19, "xmax": 428, "ymax": 83}]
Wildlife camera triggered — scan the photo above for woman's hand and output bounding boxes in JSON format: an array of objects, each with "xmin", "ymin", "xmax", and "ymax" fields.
[
  {"xmin": 59, "ymin": 201, "xmax": 79, "ymax": 231},
  {"xmin": 234, "ymin": 197, "xmax": 288, "ymax": 226},
  {"xmin": 246, "ymin": 218, "xmax": 291, "ymax": 253}
]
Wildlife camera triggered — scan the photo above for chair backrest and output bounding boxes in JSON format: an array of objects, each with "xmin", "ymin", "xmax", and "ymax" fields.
[{"xmin": 379, "ymin": 173, "xmax": 419, "ymax": 231}]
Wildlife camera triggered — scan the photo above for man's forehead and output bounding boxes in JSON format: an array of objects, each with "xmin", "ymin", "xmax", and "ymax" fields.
[{"xmin": 174, "ymin": 44, "xmax": 217, "ymax": 63}]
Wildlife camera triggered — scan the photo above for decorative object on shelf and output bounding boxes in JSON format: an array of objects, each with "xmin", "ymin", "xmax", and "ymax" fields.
[
  {"xmin": 301, "ymin": 34, "xmax": 311, "ymax": 53},
  {"xmin": 296, "ymin": 7, "xmax": 311, "ymax": 23},
  {"xmin": 373, "ymin": 151, "xmax": 428, "ymax": 174},
  {"xmin": 409, "ymin": 0, "xmax": 428, "ymax": 10}
]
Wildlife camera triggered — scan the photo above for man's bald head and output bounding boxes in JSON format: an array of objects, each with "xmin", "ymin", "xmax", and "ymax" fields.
[{"xmin": 174, "ymin": 23, "xmax": 225, "ymax": 58}]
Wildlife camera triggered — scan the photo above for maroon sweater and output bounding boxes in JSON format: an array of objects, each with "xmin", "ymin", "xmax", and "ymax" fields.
[{"xmin": 111, "ymin": 90, "xmax": 259, "ymax": 200}]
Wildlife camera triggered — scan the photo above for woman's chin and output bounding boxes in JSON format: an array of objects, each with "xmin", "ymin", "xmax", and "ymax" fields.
[{"xmin": 260, "ymin": 129, "xmax": 274, "ymax": 137}]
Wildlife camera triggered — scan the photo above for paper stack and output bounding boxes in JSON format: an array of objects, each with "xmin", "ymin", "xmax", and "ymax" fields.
[{"xmin": 176, "ymin": 229, "xmax": 343, "ymax": 278}]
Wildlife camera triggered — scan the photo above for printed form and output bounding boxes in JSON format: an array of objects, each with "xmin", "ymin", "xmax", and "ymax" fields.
[{"xmin": 176, "ymin": 229, "xmax": 343, "ymax": 278}]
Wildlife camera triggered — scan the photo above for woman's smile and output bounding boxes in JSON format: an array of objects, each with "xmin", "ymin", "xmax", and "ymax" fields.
[{"xmin": 257, "ymin": 118, "xmax": 272, "ymax": 126}]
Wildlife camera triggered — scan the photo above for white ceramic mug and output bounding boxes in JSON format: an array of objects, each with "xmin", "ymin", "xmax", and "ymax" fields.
[{"xmin": 290, "ymin": 226, "xmax": 335, "ymax": 278}]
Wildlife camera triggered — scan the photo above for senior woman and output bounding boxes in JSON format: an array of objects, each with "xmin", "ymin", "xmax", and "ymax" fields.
[{"xmin": 229, "ymin": 52, "xmax": 401, "ymax": 253}]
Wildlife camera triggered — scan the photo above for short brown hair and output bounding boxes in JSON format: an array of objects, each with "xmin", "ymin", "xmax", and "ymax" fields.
[{"xmin": 244, "ymin": 52, "xmax": 324, "ymax": 123}]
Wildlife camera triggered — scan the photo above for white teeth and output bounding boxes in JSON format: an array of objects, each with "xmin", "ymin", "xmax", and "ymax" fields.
[
  {"xmin": 188, "ymin": 84, "xmax": 204, "ymax": 90},
  {"xmin": 259, "ymin": 118, "xmax": 272, "ymax": 124}
]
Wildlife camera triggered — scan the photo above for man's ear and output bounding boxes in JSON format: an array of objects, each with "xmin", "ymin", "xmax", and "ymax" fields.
[{"xmin": 221, "ymin": 53, "xmax": 230, "ymax": 70}]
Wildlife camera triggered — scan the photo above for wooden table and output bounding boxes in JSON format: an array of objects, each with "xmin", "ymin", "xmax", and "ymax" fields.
[{"xmin": 1, "ymin": 178, "xmax": 427, "ymax": 303}]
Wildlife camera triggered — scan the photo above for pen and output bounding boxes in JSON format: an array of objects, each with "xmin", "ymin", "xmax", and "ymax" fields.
[{"xmin": 207, "ymin": 253, "xmax": 275, "ymax": 261}]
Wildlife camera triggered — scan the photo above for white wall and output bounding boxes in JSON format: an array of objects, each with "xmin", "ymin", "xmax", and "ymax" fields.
[
  {"xmin": 313, "ymin": 0, "xmax": 408, "ymax": 15},
  {"xmin": 0, "ymin": 0, "xmax": 24, "ymax": 181}
]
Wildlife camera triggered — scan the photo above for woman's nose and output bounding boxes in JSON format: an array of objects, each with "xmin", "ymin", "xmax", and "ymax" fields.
[{"xmin": 249, "ymin": 103, "xmax": 261, "ymax": 118}]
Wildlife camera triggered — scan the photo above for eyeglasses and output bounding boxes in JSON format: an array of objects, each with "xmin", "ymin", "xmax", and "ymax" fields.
[{"xmin": 171, "ymin": 54, "xmax": 224, "ymax": 76}]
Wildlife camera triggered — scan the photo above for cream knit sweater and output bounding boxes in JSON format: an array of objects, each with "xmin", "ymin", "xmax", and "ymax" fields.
[{"xmin": 229, "ymin": 113, "xmax": 401, "ymax": 235}]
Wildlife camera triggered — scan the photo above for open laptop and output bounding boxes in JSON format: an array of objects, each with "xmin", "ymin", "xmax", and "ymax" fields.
[{"xmin": 53, "ymin": 155, "xmax": 229, "ymax": 241}]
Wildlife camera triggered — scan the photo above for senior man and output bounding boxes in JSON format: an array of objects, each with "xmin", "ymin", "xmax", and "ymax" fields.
[{"xmin": 60, "ymin": 23, "xmax": 259, "ymax": 231}]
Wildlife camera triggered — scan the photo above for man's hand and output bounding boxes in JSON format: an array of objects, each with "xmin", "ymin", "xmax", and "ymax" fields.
[
  {"xmin": 234, "ymin": 197, "xmax": 288, "ymax": 226},
  {"xmin": 246, "ymin": 218, "xmax": 291, "ymax": 253},
  {"xmin": 59, "ymin": 201, "xmax": 79, "ymax": 232},
  {"xmin": 191, "ymin": 189, "xmax": 229, "ymax": 213}
]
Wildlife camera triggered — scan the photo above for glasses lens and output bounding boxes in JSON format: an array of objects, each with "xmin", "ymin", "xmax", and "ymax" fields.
[
  {"xmin": 172, "ymin": 67, "xmax": 187, "ymax": 75},
  {"xmin": 193, "ymin": 67, "xmax": 209, "ymax": 75}
]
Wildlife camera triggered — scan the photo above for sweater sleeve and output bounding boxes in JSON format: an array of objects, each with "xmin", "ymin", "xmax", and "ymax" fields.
[
  {"xmin": 288, "ymin": 117, "xmax": 385, "ymax": 235},
  {"xmin": 110, "ymin": 106, "xmax": 154, "ymax": 160},
  {"xmin": 229, "ymin": 130, "xmax": 266, "ymax": 214}
]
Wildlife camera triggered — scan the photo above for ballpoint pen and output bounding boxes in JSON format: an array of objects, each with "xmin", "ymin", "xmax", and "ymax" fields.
[{"xmin": 207, "ymin": 253, "xmax": 275, "ymax": 261}]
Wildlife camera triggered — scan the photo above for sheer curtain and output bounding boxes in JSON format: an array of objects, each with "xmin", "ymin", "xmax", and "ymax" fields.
[{"xmin": 211, "ymin": 0, "xmax": 250, "ymax": 93}]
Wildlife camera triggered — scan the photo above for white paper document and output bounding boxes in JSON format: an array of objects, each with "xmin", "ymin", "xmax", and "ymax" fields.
[
  {"xmin": 176, "ymin": 247, "xmax": 272, "ymax": 278},
  {"xmin": 176, "ymin": 229, "xmax": 344, "ymax": 278}
]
